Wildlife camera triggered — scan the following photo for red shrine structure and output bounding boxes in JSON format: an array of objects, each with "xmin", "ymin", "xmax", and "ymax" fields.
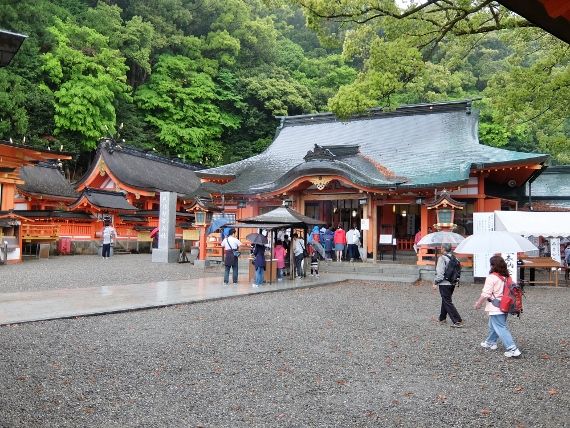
[
  {"xmin": 2, "ymin": 100, "xmax": 565, "ymax": 266},
  {"xmin": 198, "ymin": 100, "xmax": 550, "ymax": 262}
]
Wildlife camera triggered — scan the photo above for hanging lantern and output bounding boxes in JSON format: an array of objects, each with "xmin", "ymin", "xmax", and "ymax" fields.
[{"xmin": 426, "ymin": 190, "xmax": 465, "ymax": 232}]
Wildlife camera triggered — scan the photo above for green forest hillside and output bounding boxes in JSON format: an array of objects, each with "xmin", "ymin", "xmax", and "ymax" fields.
[{"xmin": 1, "ymin": 0, "xmax": 568, "ymax": 177}]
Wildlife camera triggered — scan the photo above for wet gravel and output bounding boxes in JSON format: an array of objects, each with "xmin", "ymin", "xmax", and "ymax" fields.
[
  {"xmin": 0, "ymin": 279, "xmax": 568, "ymax": 427},
  {"xmin": 0, "ymin": 254, "xmax": 222, "ymax": 292}
]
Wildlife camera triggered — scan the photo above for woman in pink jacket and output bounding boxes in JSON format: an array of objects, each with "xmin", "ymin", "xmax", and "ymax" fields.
[
  {"xmin": 474, "ymin": 255, "xmax": 521, "ymax": 358},
  {"xmin": 273, "ymin": 240, "xmax": 286, "ymax": 281},
  {"xmin": 333, "ymin": 224, "xmax": 347, "ymax": 262}
]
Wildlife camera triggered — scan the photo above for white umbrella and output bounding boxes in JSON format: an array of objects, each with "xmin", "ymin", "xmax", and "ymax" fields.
[
  {"xmin": 417, "ymin": 231, "xmax": 465, "ymax": 247},
  {"xmin": 454, "ymin": 231, "xmax": 538, "ymax": 254}
]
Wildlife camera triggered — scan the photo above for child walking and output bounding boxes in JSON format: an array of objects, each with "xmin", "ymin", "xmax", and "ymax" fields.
[
  {"xmin": 274, "ymin": 239, "xmax": 286, "ymax": 281},
  {"xmin": 309, "ymin": 244, "xmax": 319, "ymax": 278}
]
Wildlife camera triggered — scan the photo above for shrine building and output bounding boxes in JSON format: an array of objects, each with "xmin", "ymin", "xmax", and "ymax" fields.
[
  {"xmin": 198, "ymin": 100, "xmax": 549, "ymax": 261},
  {"xmin": 13, "ymin": 139, "xmax": 206, "ymax": 255},
  {"xmin": 0, "ymin": 141, "xmax": 71, "ymax": 263}
]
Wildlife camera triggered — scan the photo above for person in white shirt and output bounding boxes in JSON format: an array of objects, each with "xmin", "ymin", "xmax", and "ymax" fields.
[
  {"xmin": 101, "ymin": 221, "xmax": 117, "ymax": 259},
  {"xmin": 221, "ymin": 228, "xmax": 242, "ymax": 285},
  {"xmin": 346, "ymin": 225, "xmax": 361, "ymax": 262},
  {"xmin": 292, "ymin": 233, "xmax": 306, "ymax": 278}
]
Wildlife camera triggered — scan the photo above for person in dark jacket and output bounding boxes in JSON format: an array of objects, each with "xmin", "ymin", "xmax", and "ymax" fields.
[
  {"xmin": 323, "ymin": 227, "xmax": 334, "ymax": 261},
  {"xmin": 252, "ymin": 243, "xmax": 265, "ymax": 287},
  {"xmin": 433, "ymin": 243, "xmax": 463, "ymax": 327}
]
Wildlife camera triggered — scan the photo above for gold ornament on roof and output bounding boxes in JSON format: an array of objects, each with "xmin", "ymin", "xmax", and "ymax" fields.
[
  {"xmin": 310, "ymin": 176, "xmax": 332, "ymax": 191},
  {"xmin": 98, "ymin": 159, "xmax": 107, "ymax": 176}
]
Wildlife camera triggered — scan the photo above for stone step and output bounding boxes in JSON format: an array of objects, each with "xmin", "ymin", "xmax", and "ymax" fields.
[{"xmin": 321, "ymin": 263, "xmax": 420, "ymax": 275}]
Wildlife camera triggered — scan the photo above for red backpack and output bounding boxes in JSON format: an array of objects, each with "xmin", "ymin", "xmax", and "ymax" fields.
[{"xmin": 493, "ymin": 274, "xmax": 524, "ymax": 317}]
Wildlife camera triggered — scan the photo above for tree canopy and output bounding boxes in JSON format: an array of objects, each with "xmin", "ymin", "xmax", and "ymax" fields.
[{"xmin": 0, "ymin": 0, "xmax": 568, "ymax": 173}]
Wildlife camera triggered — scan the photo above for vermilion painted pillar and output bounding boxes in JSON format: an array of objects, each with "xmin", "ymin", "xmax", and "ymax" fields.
[
  {"xmin": 420, "ymin": 204, "xmax": 428, "ymax": 235},
  {"xmin": 198, "ymin": 225, "xmax": 207, "ymax": 260}
]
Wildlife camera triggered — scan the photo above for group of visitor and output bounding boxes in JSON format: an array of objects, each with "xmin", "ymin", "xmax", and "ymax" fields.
[
  {"xmin": 221, "ymin": 228, "xmax": 313, "ymax": 287},
  {"xmin": 434, "ymin": 244, "xmax": 522, "ymax": 359}
]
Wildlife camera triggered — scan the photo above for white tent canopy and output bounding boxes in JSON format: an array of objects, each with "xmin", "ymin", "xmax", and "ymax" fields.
[{"xmin": 494, "ymin": 211, "xmax": 570, "ymax": 237}]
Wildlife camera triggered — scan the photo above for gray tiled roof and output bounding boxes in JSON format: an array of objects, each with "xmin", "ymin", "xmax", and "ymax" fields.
[
  {"xmin": 18, "ymin": 162, "xmax": 78, "ymax": 199},
  {"xmin": 71, "ymin": 188, "xmax": 137, "ymax": 211},
  {"xmin": 200, "ymin": 101, "xmax": 548, "ymax": 194},
  {"xmin": 528, "ymin": 166, "xmax": 570, "ymax": 197},
  {"xmin": 14, "ymin": 210, "xmax": 94, "ymax": 220},
  {"xmin": 77, "ymin": 140, "xmax": 202, "ymax": 195},
  {"xmin": 239, "ymin": 207, "xmax": 323, "ymax": 226}
]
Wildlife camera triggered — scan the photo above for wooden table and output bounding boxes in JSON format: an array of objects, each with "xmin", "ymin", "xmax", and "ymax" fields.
[{"xmin": 519, "ymin": 257, "xmax": 562, "ymax": 287}]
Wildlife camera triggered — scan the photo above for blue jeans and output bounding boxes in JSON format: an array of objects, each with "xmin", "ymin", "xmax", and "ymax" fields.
[
  {"xmin": 224, "ymin": 259, "xmax": 239, "ymax": 284},
  {"xmin": 295, "ymin": 254, "xmax": 304, "ymax": 277},
  {"xmin": 102, "ymin": 243, "xmax": 111, "ymax": 258},
  {"xmin": 277, "ymin": 268, "xmax": 283, "ymax": 280},
  {"xmin": 255, "ymin": 266, "xmax": 264, "ymax": 285},
  {"xmin": 486, "ymin": 314, "xmax": 517, "ymax": 350}
]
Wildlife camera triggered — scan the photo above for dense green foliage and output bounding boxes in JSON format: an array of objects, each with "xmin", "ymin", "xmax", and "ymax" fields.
[
  {"xmin": 0, "ymin": 0, "xmax": 568, "ymax": 174},
  {"xmin": 293, "ymin": 0, "xmax": 570, "ymax": 163}
]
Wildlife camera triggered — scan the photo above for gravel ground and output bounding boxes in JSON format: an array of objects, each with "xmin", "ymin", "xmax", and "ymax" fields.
[
  {"xmin": 0, "ymin": 280, "xmax": 568, "ymax": 427},
  {"xmin": 0, "ymin": 254, "xmax": 223, "ymax": 292}
]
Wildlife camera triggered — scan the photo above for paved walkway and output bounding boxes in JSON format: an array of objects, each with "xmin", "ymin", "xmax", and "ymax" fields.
[{"xmin": 0, "ymin": 274, "xmax": 345, "ymax": 326}]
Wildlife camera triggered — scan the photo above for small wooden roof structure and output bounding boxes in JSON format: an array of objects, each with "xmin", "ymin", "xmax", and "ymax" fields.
[
  {"xmin": 0, "ymin": 141, "xmax": 71, "ymax": 185},
  {"xmin": 239, "ymin": 207, "xmax": 323, "ymax": 227},
  {"xmin": 68, "ymin": 188, "xmax": 137, "ymax": 213},
  {"xmin": 426, "ymin": 190, "xmax": 466, "ymax": 211},
  {"xmin": 0, "ymin": 211, "xmax": 33, "ymax": 226},
  {"xmin": 0, "ymin": 29, "xmax": 27, "ymax": 67}
]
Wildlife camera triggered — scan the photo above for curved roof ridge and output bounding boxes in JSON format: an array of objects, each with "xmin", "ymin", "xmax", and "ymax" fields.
[{"xmin": 277, "ymin": 100, "xmax": 474, "ymax": 128}]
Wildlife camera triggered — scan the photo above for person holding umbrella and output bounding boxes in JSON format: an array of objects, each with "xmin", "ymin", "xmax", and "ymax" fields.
[
  {"xmin": 221, "ymin": 228, "xmax": 242, "ymax": 286},
  {"xmin": 245, "ymin": 231, "xmax": 269, "ymax": 287},
  {"xmin": 474, "ymin": 255, "xmax": 522, "ymax": 358},
  {"xmin": 252, "ymin": 243, "xmax": 266, "ymax": 287},
  {"xmin": 150, "ymin": 227, "xmax": 159, "ymax": 249},
  {"xmin": 433, "ymin": 243, "xmax": 464, "ymax": 327}
]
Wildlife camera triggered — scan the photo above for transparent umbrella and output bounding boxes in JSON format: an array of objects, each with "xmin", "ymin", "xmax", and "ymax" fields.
[
  {"xmin": 417, "ymin": 231, "xmax": 465, "ymax": 247},
  {"xmin": 454, "ymin": 231, "xmax": 538, "ymax": 254}
]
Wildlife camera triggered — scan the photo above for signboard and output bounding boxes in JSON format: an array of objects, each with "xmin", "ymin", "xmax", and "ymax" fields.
[
  {"xmin": 379, "ymin": 234, "xmax": 393, "ymax": 244},
  {"xmin": 137, "ymin": 232, "xmax": 152, "ymax": 242},
  {"xmin": 501, "ymin": 252, "xmax": 518, "ymax": 283},
  {"xmin": 183, "ymin": 229, "xmax": 200, "ymax": 241},
  {"xmin": 407, "ymin": 214, "xmax": 416, "ymax": 236},
  {"xmin": 473, "ymin": 212, "xmax": 495, "ymax": 277},
  {"xmin": 550, "ymin": 237, "xmax": 561, "ymax": 263},
  {"xmin": 360, "ymin": 219, "xmax": 369, "ymax": 231}
]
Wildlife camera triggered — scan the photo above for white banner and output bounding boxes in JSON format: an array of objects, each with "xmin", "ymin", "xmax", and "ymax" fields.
[
  {"xmin": 550, "ymin": 237, "xmax": 561, "ymax": 264},
  {"xmin": 501, "ymin": 252, "xmax": 518, "ymax": 283},
  {"xmin": 473, "ymin": 212, "xmax": 495, "ymax": 277}
]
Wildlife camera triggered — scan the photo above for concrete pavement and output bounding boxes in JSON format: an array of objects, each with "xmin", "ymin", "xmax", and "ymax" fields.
[{"xmin": 0, "ymin": 274, "xmax": 346, "ymax": 325}]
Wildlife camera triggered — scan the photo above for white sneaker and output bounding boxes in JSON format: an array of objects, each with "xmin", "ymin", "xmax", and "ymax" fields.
[
  {"xmin": 252, "ymin": 283, "xmax": 258, "ymax": 288},
  {"xmin": 504, "ymin": 348, "xmax": 521, "ymax": 358},
  {"xmin": 480, "ymin": 341, "xmax": 498, "ymax": 350}
]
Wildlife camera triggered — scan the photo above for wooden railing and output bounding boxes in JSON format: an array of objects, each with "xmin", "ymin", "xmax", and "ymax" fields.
[
  {"xmin": 417, "ymin": 247, "xmax": 473, "ymax": 267},
  {"xmin": 59, "ymin": 223, "xmax": 96, "ymax": 239},
  {"xmin": 397, "ymin": 238, "xmax": 414, "ymax": 251}
]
